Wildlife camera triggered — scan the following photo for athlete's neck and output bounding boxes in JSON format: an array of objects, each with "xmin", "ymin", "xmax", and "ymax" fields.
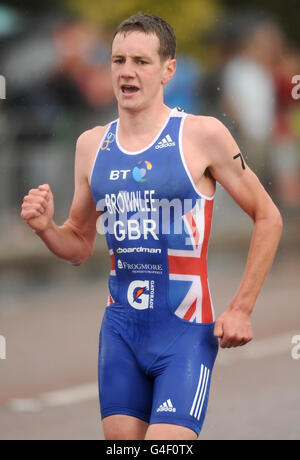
[{"xmin": 118, "ymin": 104, "xmax": 172, "ymax": 145}]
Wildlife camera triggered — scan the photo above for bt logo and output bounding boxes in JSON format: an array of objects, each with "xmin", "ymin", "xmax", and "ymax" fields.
[
  {"xmin": 132, "ymin": 160, "xmax": 152, "ymax": 182},
  {"xmin": 109, "ymin": 160, "xmax": 152, "ymax": 182}
]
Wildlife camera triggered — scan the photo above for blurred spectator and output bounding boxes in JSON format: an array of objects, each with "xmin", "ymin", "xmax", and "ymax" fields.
[
  {"xmin": 200, "ymin": 13, "xmax": 244, "ymax": 125},
  {"xmin": 201, "ymin": 11, "xmax": 300, "ymax": 209},
  {"xmin": 164, "ymin": 54, "xmax": 202, "ymax": 114},
  {"xmin": 0, "ymin": 4, "xmax": 23, "ymax": 39},
  {"xmin": 51, "ymin": 20, "xmax": 115, "ymax": 115},
  {"xmin": 221, "ymin": 15, "xmax": 284, "ymax": 185},
  {"xmin": 271, "ymin": 45, "xmax": 300, "ymax": 209},
  {"xmin": 1, "ymin": 14, "xmax": 117, "ymax": 219},
  {"xmin": 2, "ymin": 16, "xmax": 63, "ymax": 210}
]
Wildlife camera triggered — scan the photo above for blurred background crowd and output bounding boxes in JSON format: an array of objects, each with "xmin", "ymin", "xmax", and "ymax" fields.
[{"xmin": 0, "ymin": 0, "xmax": 299, "ymax": 286}]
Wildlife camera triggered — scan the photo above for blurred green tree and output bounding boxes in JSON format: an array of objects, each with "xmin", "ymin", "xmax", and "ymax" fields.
[
  {"xmin": 4, "ymin": 0, "xmax": 300, "ymax": 46},
  {"xmin": 63, "ymin": 0, "xmax": 222, "ymax": 59},
  {"xmin": 222, "ymin": 0, "xmax": 300, "ymax": 45}
]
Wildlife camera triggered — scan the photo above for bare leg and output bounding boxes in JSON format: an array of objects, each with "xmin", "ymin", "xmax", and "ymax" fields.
[
  {"xmin": 144, "ymin": 423, "xmax": 197, "ymax": 440},
  {"xmin": 103, "ymin": 414, "xmax": 149, "ymax": 440}
]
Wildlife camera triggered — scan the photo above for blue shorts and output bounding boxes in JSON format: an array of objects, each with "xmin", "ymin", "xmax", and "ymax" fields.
[{"xmin": 98, "ymin": 303, "xmax": 218, "ymax": 436}]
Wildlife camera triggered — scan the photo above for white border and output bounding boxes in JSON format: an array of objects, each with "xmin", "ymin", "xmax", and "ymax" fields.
[
  {"xmin": 115, "ymin": 108, "xmax": 175, "ymax": 155},
  {"xmin": 178, "ymin": 115, "xmax": 215, "ymax": 201}
]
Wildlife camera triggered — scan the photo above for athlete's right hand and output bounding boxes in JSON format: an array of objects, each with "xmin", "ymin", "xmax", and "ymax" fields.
[{"xmin": 21, "ymin": 184, "xmax": 54, "ymax": 233}]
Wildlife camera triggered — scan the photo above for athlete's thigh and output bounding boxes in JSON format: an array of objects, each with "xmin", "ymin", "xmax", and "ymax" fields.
[
  {"xmin": 149, "ymin": 323, "xmax": 218, "ymax": 438},
  {"xmin": 103, "ymin": 414, "xmax": 148, "ymax": 440},
  {"xmin": 98, "ymin": 312, "xmax": 153, "ymax": 434}
]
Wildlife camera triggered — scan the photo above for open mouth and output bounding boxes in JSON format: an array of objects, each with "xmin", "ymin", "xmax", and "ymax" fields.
[{"xmin": 121, "ymin": 84, "xmax": 139, "ymax": 94}]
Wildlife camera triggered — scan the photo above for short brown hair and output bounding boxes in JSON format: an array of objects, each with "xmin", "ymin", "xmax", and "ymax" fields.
[{"xmin": 113, "ymin": 13, "xmax": 176, "ymax": 60}]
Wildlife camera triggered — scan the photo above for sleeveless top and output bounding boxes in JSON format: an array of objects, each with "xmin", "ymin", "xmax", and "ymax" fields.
[{"xmin": 90, "ymin": 107, "xmax": 215, "ymax": 323}]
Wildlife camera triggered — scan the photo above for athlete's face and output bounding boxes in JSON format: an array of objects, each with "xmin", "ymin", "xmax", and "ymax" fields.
[{"xmin": 111, "ymin": 31, "xmax": 175, "ymax": 110}]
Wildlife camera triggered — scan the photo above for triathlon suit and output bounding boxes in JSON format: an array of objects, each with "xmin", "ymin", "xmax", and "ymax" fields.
[{"xmin": 90, "ymin": 107, "xmax": 218, "ymax": 436}]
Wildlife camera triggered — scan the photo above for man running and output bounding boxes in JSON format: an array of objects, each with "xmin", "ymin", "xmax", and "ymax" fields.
[{"xmin": 21, "ymin": 14, "xmax": 283, "ymax": 440}]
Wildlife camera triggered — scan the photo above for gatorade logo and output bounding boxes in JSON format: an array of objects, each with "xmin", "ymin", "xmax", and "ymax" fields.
[{"xmin": 127, "ymin": 280, "xmax": 154, "ymax": 310}]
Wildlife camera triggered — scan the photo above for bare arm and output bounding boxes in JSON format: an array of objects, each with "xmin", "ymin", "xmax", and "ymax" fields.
[
  {"xmin": 21, "ymin": 127, "xmax": 104, "ymax": 265},
  {"xmin": 204, "ymin": 118, "xmax": 283, "ymax": 347}
]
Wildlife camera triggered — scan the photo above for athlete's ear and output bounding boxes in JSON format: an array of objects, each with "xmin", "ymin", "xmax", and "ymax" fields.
[{"xmin": 161, "ymin": 58, "xmax": 176, "ymax": 85}]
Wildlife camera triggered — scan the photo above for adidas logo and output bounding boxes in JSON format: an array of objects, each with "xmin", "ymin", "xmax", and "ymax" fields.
[
  {"xmin": 156, "ymin": 399, "xmax": 176, "ymax": 413},
  {"xmin": 155, "ymin": 134, "xmax": 176, "ymax": 149}
]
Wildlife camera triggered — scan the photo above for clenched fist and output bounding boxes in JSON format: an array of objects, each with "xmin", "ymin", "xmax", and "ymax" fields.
[
  {"xmin": 214, "ymin": 309, "xmax": 253, "ymax": 348},
  {"xmin": 21, "ymin": 184, "xmax": 54, "ymax": 233}
]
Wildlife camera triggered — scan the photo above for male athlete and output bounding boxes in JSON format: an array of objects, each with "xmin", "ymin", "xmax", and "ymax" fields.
[{"xmin": 21, "ymin": 14, "xmax": 282, "ymax": 440}]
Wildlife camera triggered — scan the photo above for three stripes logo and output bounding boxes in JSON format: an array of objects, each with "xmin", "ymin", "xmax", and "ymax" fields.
[
  {"xmin": 155, "ymin": 134, "xmax": 176, "ymax": 149},
  {"xmin": 156, "ymin": 398, "xmax": 176, "ymax": 413},
  {"xmin": 190, "ymin": 364, "xmax": 210, "ymax": 421}
]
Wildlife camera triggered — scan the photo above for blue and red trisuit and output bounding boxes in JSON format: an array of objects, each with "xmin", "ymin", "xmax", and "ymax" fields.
[{"xmin": 90, "ymin": 108, "xmax": 218, "ymax": 435}]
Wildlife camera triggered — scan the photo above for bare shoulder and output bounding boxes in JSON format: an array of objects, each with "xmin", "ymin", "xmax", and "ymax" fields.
[
  {"xmin": 76, "ymin": 124, "xmax": 109, "ymax": 153},
  {"xmin": 74, "ymin": 124, "xmax": 110, "ymax": 184},
  {"xmin": 184, "ymin": 114, "xmax": 228, "ymax": 143},
  {"xmin": 185, "ymin": 114, "xmax": 239, "ymax": 166}
]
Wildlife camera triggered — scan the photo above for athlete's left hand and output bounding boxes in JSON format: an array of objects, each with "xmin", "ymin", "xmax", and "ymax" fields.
[{"xmin": 214, "ymin": 310, "xmax": 253, "ymax": 348}]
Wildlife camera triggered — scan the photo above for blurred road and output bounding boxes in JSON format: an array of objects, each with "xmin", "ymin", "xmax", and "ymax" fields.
[{"xmin": 0, "ymin": 247, "xmax": 299, "ymax": 440}]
